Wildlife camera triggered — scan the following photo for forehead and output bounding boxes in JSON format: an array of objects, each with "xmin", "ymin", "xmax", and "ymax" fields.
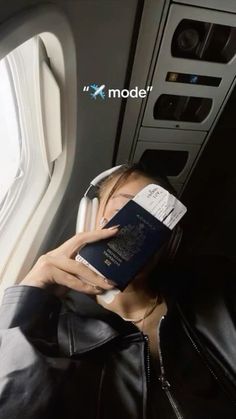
[{"xmin": 102, "ymin": 171, "xmax": 153, "ymax": 200}]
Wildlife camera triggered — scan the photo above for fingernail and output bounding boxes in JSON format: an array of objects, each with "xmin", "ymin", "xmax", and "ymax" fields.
[
  {"xmin": 99, "ymin": 217, "xmax": 108, "ymax": 227},
  {"xmin": 104, "ymin": 278, "xmax": 116, "ymax": 286},
  {"xmin": 108, "ymin": 224, "xmax": 120, "ymax": 230}
]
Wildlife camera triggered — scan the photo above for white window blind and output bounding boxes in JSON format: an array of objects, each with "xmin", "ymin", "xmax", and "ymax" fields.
[
  {"xmin": 0, "ymin": 35, "xmax": 61, "ymax": 274},
  {"xmin": 0, "ymin": 6, "xmax": 77, "ymax": 297},
  {"xmin": 0, "ymin": 59, "xmax": 21, "ymax": 207}
]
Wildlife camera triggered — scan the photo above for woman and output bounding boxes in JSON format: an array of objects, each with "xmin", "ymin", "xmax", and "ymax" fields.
[{"xmin": 0, "ymin": 163, "xmax": 235, "ymax": 419}]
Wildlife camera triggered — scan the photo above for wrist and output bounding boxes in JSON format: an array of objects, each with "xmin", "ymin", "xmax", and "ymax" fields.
[{"xmin": 20, "ymin": 277, "xmax": 48, "ymax": 289}]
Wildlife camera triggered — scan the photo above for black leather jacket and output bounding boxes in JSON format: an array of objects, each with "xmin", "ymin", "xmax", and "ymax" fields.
[{"xmin": 0, "ymin": 259, "xmax": 235, "ymax": 419}]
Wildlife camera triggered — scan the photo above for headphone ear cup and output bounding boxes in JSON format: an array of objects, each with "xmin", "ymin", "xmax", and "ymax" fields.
[
  {"xmin": 164, "ymin": 224, "xmax": 183, "ymax": 262},
  {"xmin": 88, "ymin": 197, "xmax": 99, "ymax": 231},
  {"xmin": 76, "ymin": 197, "xmax": 99, "ymax": 233},
  {"xmin": 76, "ymin": 197, "xmax": 91, "ymax": 233}
]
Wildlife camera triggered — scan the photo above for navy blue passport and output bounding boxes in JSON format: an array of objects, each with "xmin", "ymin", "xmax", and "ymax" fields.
[
  {"xmin": 78, "ymin": 200, "xmax": 172, "ymax": 291},
  {"xmin": 79, "ymin": 200, "xmax": 171, "ymax": 291}
]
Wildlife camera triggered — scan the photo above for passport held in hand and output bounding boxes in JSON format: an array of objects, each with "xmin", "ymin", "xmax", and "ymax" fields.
[{"xmin": 76, "ymin": 184, "xmax": 187, "ymax": 291}]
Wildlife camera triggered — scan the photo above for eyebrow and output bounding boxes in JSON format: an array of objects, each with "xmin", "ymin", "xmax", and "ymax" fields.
[{"xmin": 111, "ymin": 193, "xmax": 135, "ymax": 200}]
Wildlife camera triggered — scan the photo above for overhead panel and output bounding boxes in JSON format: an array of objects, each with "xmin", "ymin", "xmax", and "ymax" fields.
[
  {"xmin": 142, "ymin": 4, "xmax": 236, "ymax": 131},
  {"xmin": 117, "ymin": 1, "xmax": 236, "ymax": 196}
]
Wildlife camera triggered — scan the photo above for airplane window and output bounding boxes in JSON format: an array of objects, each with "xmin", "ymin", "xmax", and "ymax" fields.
[
  {"xmin": 0, "ymin": 36, "xmax": 51, "ymax": 230},
  {"xmin": 0, "ymin": 7, "xmax": 76, "ymax": 296},
  {"xmin": 0, "ymin": 59, "xmax": 21, "ymax": 207},
  {"xmin": 0, "ymin": 35, "xmax": 54, "ymax": 279}
]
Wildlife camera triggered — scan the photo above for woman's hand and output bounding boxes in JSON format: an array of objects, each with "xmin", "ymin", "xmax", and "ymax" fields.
[{"xmin": 20, "ymin": 227, "xmax": 119, "ymax": 298}]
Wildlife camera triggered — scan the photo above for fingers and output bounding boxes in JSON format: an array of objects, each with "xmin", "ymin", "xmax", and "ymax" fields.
[
  {"xmin": 45, "ymin": 255, "xmax": 114, "ymax": 291},
  {"xmin": 27, "ymin": 227, "xmax": 120, "ymax": 296},
  {"xmin": 53, "ymin": 226, "xmax": 119, "ymax": 258},
  {"xmin": 50, "ymin": 267, "xmax": 104, "ymax": 295}
]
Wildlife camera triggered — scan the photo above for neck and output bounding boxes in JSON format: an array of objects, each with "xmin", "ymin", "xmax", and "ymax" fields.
[{"xmin": 97, "ymin": 274, "xmax": 162, "ymax": 318}]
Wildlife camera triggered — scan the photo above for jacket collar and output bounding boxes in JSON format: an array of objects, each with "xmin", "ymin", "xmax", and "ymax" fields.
[{"xmin": 58, "ymin": 290, "xmax": 141, "ymax": 356}]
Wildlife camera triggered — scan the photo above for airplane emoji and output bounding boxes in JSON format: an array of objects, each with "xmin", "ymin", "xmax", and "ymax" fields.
[{"xmin": 90, "ymin": 84, "xmax": 105, "ymax": 99}]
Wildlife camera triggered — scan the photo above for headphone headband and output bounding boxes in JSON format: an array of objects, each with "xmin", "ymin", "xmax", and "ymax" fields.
[
  {"xmin": 84, "ymin": 165, "xmax": 123, "ymax": 197},
  {"xmin": 76, "ymin": 165, "xmax": 123, "ymax": 232}
]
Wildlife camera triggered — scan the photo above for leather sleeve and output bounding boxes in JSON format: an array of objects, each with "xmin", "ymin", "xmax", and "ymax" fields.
[
  {"xmin": 0, "ymin": 285, "xmax": 68, "ymax": 419},
  {"xmin": 0, "ymin": 285, "xmax": 61, "ymax": 350}
]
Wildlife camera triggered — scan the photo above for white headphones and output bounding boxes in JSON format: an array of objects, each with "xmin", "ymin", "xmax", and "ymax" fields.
[
  {"xmin": 76, "ymin": 164, "xmax": 183, "ymax": 262},
  {"xmin": 76, "ymin": 165, "xmax": 122, "ymax": 233}
]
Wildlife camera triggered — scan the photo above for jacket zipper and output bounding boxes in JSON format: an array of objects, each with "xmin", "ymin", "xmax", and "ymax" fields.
[
  {"xmin": 157, "ymin": 316, "xmax": 184, "ymax": 419},
  {"xmin": 143, "ymin": 334, "xmax": 151, "ymax": 386}
]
